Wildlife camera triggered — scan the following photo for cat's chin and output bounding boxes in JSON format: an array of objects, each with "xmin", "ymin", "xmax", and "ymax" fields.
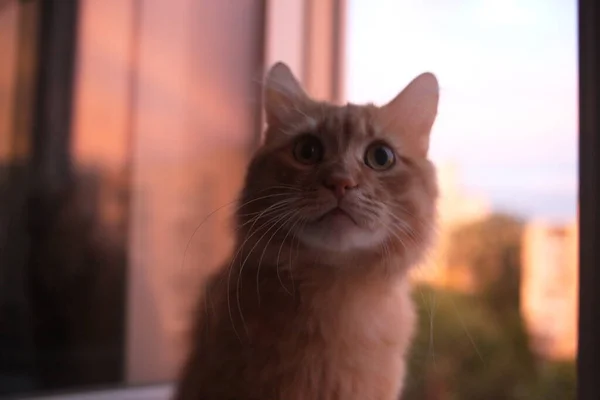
[{"xmin": 298, "ymin": 218, "xmax": 386, "ymax": 253}]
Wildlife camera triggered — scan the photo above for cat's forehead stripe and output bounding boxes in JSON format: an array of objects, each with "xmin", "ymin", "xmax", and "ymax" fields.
[{"xmin": 317, "ymin": 105, "xmax": 374, "ymax": 141}]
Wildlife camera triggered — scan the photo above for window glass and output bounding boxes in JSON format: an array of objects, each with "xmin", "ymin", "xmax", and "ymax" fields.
[
  {"xmin": 0, "ymin": 0, "xmax": 264, "ymax": 396},
  {"xmin": 0, "ymin": 0, "xmax": 578, "ymax": 398},
  {"xmin": 346, "ymin": 1, "xmax": 578, "ymax": 398}
]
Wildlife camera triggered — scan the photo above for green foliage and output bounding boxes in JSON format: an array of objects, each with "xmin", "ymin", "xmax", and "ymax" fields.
[
  {"xmin": 402, "ymin": 214, "xmax": 576, "ymax": 399},
  {"xmin": 531, "ymin": 361, "xmax": 576, "ymax": 400},
  {"xmin": 403, "ymin": 285, "xmax": 537, "ymax": 400},
  {"xmin": 447, "ymin": 213, "xmax": 524, "ymax": 315}
]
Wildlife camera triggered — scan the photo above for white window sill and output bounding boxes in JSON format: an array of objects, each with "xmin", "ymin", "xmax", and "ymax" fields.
[{"xmin": 18, "ymin": 384, "xmax": 173, "ymax": 400}]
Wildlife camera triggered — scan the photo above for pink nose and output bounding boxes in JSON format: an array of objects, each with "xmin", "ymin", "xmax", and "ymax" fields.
[{"xmin": 323, "ymin": 175, "xmax": 358, "ymax": 199}]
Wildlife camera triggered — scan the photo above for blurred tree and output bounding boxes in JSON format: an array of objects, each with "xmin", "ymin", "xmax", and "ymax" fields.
[
  {"xmin": 401, "ymin": 213, "xmax": 577, "ymax": 400},
  {"xmin": 403, "ymin": 285, "xmax": 537, "ymax": 400},
  {"xmin": 532, "ymin": 361, "xmax": 576, "ymax": 400},
  {"xmin": 447, "ymin": 214, "xmax": 524, "ymax": 316}
]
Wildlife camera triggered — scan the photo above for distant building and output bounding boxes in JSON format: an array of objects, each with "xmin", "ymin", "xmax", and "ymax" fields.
[
  {"xmin": 411, "ymin": 162, "xmax": 490, "ymax": 290},
  {"xmin": 521, "ymin": 219, "xmax": 578, "ymax": 360}
]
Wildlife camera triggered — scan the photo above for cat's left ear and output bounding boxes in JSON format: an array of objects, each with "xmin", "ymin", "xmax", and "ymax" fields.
[{"xmin": 379, "ymin": 72, "xmax": 439, "ymax": 157}]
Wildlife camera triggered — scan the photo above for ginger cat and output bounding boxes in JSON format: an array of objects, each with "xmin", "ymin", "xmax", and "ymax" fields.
[{"xmin": 174, "ymin": 62, "xmax": 439, "ymax": 400}]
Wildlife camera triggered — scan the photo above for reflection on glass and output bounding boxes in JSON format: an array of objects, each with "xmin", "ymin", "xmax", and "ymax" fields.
[
  {"xmin": 1, "ymin": 0, "xmax": 263, "ymax": 397},
  {"xmin": 1, "ymin": 0, "xmax": 128, "ymax": 395}
]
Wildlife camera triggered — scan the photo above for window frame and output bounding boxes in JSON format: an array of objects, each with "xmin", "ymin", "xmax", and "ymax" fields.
[{"xmin": 577, "ymin": 0, "xmax": 600, "ymax": 399}]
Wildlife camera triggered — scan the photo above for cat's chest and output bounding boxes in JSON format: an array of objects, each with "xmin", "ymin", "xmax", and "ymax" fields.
[
  {"xmin": 312, "ymin": 281, "xmax": 413, "ymax": 332},
  {"xmin": 309, "ymin": 277, "xmax": 414, "ymax": 347},
  {"xmin": 291, "ymin": 279, "xmax": 414, "ymax": 399}
]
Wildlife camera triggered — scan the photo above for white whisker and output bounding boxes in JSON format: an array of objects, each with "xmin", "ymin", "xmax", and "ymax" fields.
[
  {"xmin": 182, "ymin": 190, "xmax": 302, "ymax": 271},
  {"xmin": 255, "ymin": 210, "xmax": 302, "ymax": 304},
  {"xmin": 226, "ymin": 200, "xmax": 300, "ymax": 340},
  {"xmin": 236, "ymin": 209, "xmax": 299, "ymax": 332}
]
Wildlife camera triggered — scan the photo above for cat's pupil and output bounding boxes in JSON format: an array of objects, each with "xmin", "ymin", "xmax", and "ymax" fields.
[
  {"xmin": 374, "ymin": 147, "xmax": 389, "ymax": 165},
  {"xmin": 301, "ymin": 143, "xmax": 316, "ymax": 160}
]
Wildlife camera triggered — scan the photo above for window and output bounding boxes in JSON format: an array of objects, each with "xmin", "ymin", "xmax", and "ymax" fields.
[{"xmin": 1, "ymin": 0, "xmax": 598, "ymax": 399}]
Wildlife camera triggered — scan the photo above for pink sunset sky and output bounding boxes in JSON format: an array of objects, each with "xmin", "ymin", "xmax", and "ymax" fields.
[{"xmin": 346, "ymin": 0, "xmax": 578, "ymax": 222}]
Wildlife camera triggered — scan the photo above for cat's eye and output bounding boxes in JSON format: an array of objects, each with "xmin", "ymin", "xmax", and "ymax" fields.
[
  {"xmin": 293, "ymin": 135, "xmax": 324, "ymax": 164},
  {"xmin": 364, "ymin": 143, "xmax": 395, "ymax": 171}
]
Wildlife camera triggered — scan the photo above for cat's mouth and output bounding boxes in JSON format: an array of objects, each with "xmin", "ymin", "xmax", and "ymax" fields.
[{"xmin": 317, "ymin": 206, "xmax": 358, "ymax": 225}]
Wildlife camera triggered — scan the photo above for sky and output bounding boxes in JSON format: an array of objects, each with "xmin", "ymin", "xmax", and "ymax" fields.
[{"xmin": 346, "ymin": 0, "xmax": 578, "ymax": 222}]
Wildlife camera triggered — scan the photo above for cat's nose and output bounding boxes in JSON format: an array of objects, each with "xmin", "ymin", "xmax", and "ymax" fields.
[{"xmin": 323, "ymin": 175, "xmax": 358, "ymax": 199}]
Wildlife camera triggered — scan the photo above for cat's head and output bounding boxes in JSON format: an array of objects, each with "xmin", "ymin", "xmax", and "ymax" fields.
[{"xmin": 238, "ymin": 62, "xmax": 438, "ymax": 265}]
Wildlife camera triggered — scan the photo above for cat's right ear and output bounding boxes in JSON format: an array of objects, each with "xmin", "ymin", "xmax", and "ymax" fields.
[{"xmin": 264, "ymin": 62, "xmax": 308, "ymax": 126}]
